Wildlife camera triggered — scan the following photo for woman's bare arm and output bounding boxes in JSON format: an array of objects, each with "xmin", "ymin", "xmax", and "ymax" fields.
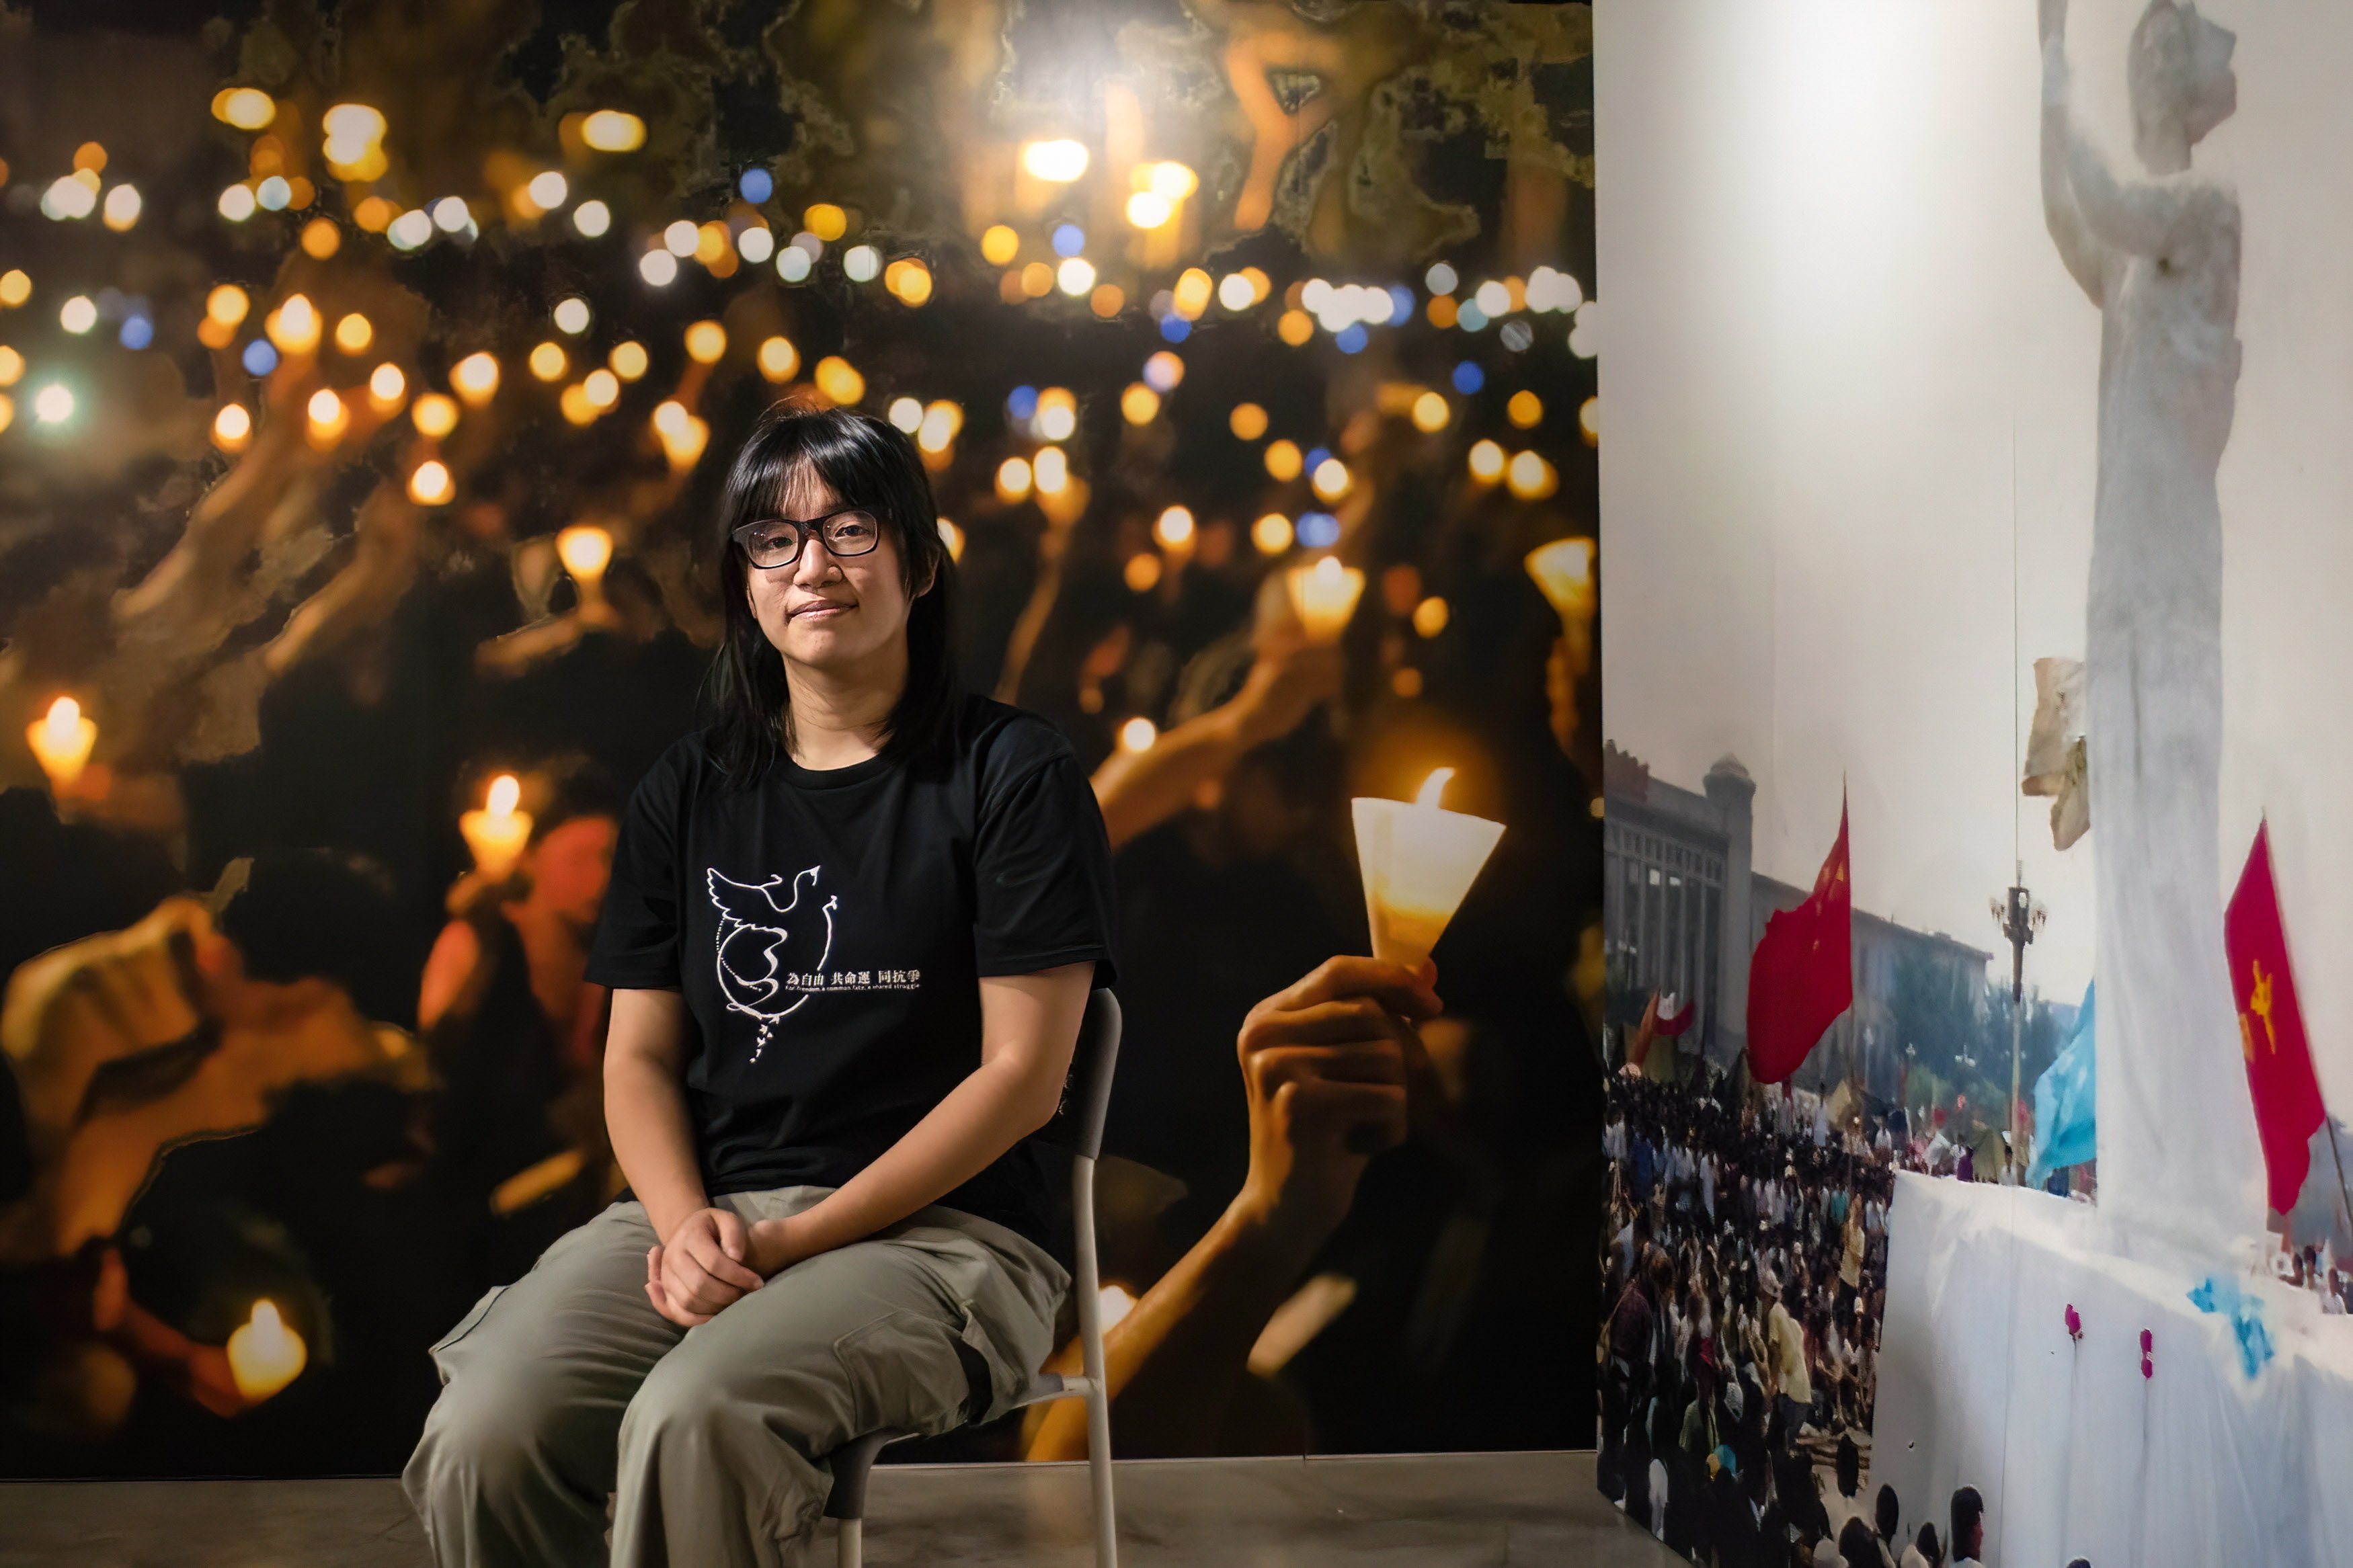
[
  {"xmin": 604, "ymin": 988, "xmax": 705, "ymax": 1240},
  {"xmin": 746, "ymin": 962, "xmax": 1093, "ymax": 1271},
  {"xmin": 607, "ymin": 987, "xmax": 762, "ymax": 1323}
]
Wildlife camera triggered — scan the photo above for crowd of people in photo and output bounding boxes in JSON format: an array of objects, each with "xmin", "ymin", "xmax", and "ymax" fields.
[{"xmin": 1599, "ymin": 1068, "xmax": 2000, "ymax": 1567}]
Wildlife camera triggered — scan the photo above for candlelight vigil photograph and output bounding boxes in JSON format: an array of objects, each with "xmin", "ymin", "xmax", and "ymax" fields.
[
  {"xmin": 1595, "ymin": 2, "xmax": 2353, "ymax": 1566},
  {"xmin": 0, "ymin": 1, "xmax": 1613, "ymax": 1561}
]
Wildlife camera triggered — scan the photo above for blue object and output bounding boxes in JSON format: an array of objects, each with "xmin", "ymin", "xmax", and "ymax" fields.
[
  {"xmin": 2026, "ymin": 984, "xmax": 2097, "ymax": 1188},
  {"xmin": 118, "ymin": 315, "xmax": 153, "ymax": 349},
  {"xmin": 1007, "ymin": 385, "xmax": 1038, "ymax": 421},
  {"xmin": 1295, "ymin": 511, "xmax": 1340, "ymax": 548},
  {"xmin": 1051, "ymin": 224, "xmax": 1085, "ymax": 258},
  {"xmin": 739, "ymin": 168, "xmax": 773, "ymax": 204},
  {"xmin": 241, "ymin": 339, "xmax": 279, "ymax": 376},
  {"xmin": 1158, "ymin": 315, "xmax": 1190, "ymax": 343},
  {"xmin": 2189, "ymin": 1273, "xmax": 2277, "ymax": 1379},
  {"xmin": 1333, "ymin": 323, "xmax": 1367, "ymax": 354},
  {"xmin": 1452, "ymin": 360, "xmax": 1485, "ymax": 395},
  {"xmin": 1388, "ymin": 284, "xmax": 1416, "ymax": 323},
  {"xmin": 1303, "ymin": 446, "xmax": 1330, "ymax": 474}
]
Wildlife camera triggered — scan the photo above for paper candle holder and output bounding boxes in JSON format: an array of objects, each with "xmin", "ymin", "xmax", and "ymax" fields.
[
  {"xmin": 1285, "ymin": 555, "xmax": 1365, "ymax": 644},
  {"xmin": 28, "ymin": 696, "xmax": 97, "ymax": 794},
  {"xmin": 460, "ymin": 773, "xmax": 533, "ymax": 880},
  {"xmin": 227, "ymin": 1298, "xmax": 308, "ymax": 1402},
  {"xmin": 1525, "ymin": 537, "xmax": 1595, "ymax": 622},
  {"xmin": 557, "ymin": 522, "xmax": 614, "ymax": 591},
  {"xmin": 1351, "ymin": 767, "xmax": 1504, "ymax": 971}
]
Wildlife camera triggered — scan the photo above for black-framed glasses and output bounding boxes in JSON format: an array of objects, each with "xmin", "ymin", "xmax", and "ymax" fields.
[{"xmin": 731, "ymin": 507, "xmax": 882, "ymax": 570}]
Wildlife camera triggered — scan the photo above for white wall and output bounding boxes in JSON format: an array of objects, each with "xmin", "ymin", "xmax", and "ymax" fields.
[{"xmin": 1597, "ymin": 0, "xmax": 2353, "ymax": 1108}]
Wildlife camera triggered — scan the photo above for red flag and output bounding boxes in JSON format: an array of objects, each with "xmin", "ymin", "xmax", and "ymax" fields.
[
  {"xmin": 2224, "ymin": 821, "xmax": 2328, "ymax": 1215},
  {"xmin": 1745, "ymin": 798, "xmax": 1852, "ymax": 1084},
  {"xmin": 1655, "ymin": 991, "xmax": 1697, "ymax": 1038},
  {"xmin": 1626, "ymin": 992, "xmax": 1660, "ymax": 1070}
]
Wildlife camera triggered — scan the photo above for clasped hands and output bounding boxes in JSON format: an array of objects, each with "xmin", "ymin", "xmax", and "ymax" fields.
[{"xmin": 644, "ymin": 1207, "xmax": 822, "ymax": 1327}]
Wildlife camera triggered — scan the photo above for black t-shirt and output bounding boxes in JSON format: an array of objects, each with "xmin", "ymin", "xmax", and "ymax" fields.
[{"xmin": 585, "ymin": 692, "xmax": 1119, "ymax": 1251}]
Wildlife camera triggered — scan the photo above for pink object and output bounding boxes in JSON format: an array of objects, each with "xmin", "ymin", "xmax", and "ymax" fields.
[{"xmin": 2065, "ymin": 1304, "xmax": 2082, "ymax": 1340}]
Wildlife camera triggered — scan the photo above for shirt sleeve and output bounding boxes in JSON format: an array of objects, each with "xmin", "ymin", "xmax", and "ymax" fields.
[
  {"xmin": 972, "ymin": 749, "xmax": 1120, "ymax": 989},
  {"xmin": 586, "ymin": 751, "xmax": 685, "ymax": 991}
]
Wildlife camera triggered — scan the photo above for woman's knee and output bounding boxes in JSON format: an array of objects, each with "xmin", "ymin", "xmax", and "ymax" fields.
[
  {"xmin": 407, "ymin": 1368, "xmax": 574, "ymax": 1503},
  {"xmin": 619, "ymin": 1341, "xmax": 858, "ymax": 1471}
]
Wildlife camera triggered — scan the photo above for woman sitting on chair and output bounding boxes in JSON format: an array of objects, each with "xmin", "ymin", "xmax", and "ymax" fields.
[{"xmin": 405, "ymin": 405, "xmax": 1119, "ymax": 1568}]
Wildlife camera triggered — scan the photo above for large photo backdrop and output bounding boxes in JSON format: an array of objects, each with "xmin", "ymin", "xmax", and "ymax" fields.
[
  {"xmin": 0, "ymin": 0, "xmax": 1599, "ymax": 1478},
  {"xmin": 1597, "ymin": 2, "xmax": 2353, "ymax": 1564}
]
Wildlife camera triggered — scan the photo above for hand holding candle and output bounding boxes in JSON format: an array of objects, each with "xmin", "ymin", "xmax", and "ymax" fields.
[
  {"xmin": 460, "ymin": 773, "xmax": 532, "ymax": 880},
  {"xmin": 28, "ymin": 696, "xmax": 98, "ymax": 794},
  {"xmin": 225, "ymin": 1298, "xmax": 307, "ymax": 1403},
  {"xmin": 1285, "ymin": 555, "xmax": 1365, "ymax": 644},
  {"xmin": 1351, "ymin": 767, "xmax": 1505, "ymax": 972}
]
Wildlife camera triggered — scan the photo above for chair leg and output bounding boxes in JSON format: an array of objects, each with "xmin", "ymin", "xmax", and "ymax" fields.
[
  {"xmin": 1085, "ymin": 1384, "xmax": 1118, "ymax": 1568},
  {"xmin": 1072, "ymin": 1154, "xmax": 1119, "ymax": 1568},
  {"xmin": 826, "ymin": 1429, "xmax": 898, "ymax": 1568}
]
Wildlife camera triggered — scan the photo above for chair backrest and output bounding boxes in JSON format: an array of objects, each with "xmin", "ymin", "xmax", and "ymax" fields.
[{"xmin": 1036, "ymin": 988, "xmax": 1121, "ymax": 1162}]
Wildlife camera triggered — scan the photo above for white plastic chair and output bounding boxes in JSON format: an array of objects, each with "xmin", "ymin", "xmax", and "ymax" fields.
[{"xmin": 823, "ymin": 987, "xmax": 1123, "ymax": 1568}]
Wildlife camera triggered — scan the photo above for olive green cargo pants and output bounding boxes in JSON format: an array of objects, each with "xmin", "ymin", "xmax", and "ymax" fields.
[{"xmin": 403, "ymin": 1186, "xmax": 1067, "ymax": 1568}]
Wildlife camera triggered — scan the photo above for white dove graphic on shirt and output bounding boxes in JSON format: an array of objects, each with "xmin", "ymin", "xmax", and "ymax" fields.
[{"xmin": 707, "ymin": 866, "xmax": 837, "ymax": 1061}]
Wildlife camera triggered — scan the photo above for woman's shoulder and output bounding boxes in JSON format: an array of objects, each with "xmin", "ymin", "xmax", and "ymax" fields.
[
  {"xmin": 623, "ymin": 729, "xmax": 725, "ymax": 811},
  {"xmin": 955, "ymin": 692, "xmax": 1082, "ymax": 780},
  {"xmin": 644, "ymin": 729, "xmax": 720, "ymax": 781}
]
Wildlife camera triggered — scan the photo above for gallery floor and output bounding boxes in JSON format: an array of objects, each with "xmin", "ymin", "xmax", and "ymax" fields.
[{"xmin": 2, "ymin": 1449, "xmax": 1678, "ymax": 1567}]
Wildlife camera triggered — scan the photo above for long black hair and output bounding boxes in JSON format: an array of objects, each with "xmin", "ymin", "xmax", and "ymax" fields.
[{"xmin": 704, "ymin": 403, "xmax": 961, "ymax": 779}]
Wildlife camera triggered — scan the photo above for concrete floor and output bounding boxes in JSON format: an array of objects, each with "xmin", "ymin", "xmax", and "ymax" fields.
[{"xmin": 1, "ymin": 1450, "xmax": 1680, "ymax": 1567}]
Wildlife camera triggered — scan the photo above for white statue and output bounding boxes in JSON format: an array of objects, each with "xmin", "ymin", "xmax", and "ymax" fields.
[{"xmin": 2038, "ymin": 0, "xmax": 2263, "ymax": 1255}]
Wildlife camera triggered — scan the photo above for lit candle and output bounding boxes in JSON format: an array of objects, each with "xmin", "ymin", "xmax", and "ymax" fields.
[
  {"xmin": 1350, "ymin": 767, "xmax": 1504, "ymax": 971},
  {"xmin": 556, "ymin": 522, "xmax": 614, "ymax": 612},
  {"xmin": 651, "ymin": 401, "xmax": 708, "ymax": 469},
  {"xmin": 1525, "ymin": 538, "xmax": 1597, "ymax": 694},
  {"xmin": 27, "ymin": 695, "xmax": 97, "ymax": 793},
  {"xmin": 1285, "ymin": 556, "xmax": 1365, "ymax": 644},
  {"xmin": 460, "ymin": 773, "xmax": 532, "ymax": 879},
  {"xmin": 1524, "ymin": 537, "xmax": 1595, "ymax": 624},
  {"xmin": 226, "ymin": 1298, "xmax": 307, "ymax": 1402}
]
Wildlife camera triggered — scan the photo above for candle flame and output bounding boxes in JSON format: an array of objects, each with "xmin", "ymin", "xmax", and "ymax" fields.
[
  {"xmin": 486, "ymin": 774, "xmax": 522, "ymax": 818},
  {"xmin": 43, "ymin": 695, "xmax": 82, "ymax": 741},
  {"xmin": 1415, "ymin": 767, "xmax": 1455, "ymax": 811}
]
